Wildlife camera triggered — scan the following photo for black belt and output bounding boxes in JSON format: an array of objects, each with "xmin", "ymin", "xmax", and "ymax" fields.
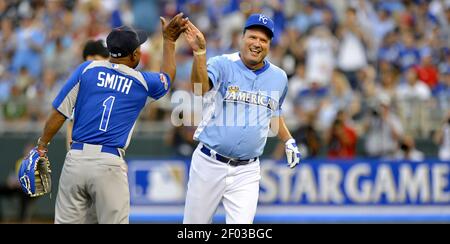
[
  {"xmin": 200, "ymin": 145, "xmax": 257, "ymax": 167},
  {"xmin": 71, "ymin": 142, "xmax": 121, "ymax": 157}
]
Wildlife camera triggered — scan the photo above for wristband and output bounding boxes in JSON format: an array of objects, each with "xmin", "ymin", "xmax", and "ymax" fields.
[
  {"xmin": 193, "ymin": 49, "xmax": 206, "ymax": 56},
  {"xmin": 37, "ymin": 137, "xmax": 50, "ymax": 148}
]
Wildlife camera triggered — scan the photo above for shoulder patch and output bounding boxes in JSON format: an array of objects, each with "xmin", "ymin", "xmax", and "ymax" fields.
[{"xmin": 160, "ymin": 73, "xmax": 169, "ymax": 90}]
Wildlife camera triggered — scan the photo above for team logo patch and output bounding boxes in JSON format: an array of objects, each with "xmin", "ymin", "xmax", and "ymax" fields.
[
  {"xmin": 228, "ymin": 85, "xmax": 240, "ymax": 93},
  {"xmin": 160, "ymin": 73, "xmax": 169, "ymax": 90},
  {"xmin": 224, "ymin": 85, "xmax": 278, "ymax": 111}
]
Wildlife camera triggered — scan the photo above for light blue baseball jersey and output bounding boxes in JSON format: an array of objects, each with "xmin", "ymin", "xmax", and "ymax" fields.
[
  {"xmin": 53, "ymin": 60, "xmax": 170, "ymax": 149},
  {"xmin": 194, "ymin": 52, "xmax": 288, "ymax": 159}
]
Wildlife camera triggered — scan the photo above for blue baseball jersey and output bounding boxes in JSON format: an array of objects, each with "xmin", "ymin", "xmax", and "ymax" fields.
[
  {"xmin": 53, "ymin": 60, "xmax": 170, "ymax": 149},
  {"xmin": 194, "ymin": 52, "xmax": 288, "ymax": 159}
]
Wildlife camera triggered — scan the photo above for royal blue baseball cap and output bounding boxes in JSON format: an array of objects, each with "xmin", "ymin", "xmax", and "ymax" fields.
[
  {"xmin": 106, "ymin": 25, "xmax": 148, "ymax": 58},
  {"xmin": 244, "ymin": 14, "xmax": 275, "ymax": 38}
]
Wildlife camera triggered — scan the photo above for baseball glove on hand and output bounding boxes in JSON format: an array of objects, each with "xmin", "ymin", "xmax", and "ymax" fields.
[{"xmin": 18, "ymin": 147, "xmax": 52, "ymax": 197}]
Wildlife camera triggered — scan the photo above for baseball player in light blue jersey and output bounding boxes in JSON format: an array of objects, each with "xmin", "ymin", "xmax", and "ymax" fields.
[
  {"xmin": 183, "ymin": 14, "xmax": 301, "ymax": 223},
  {"xmin": 35, "ymin": 14, "xmax": 188, "ymax": 224}
]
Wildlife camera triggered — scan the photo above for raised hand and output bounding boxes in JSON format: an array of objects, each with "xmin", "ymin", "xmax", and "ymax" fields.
[
  {"xmin": 184, "ymin": 20, "xmax": 206, "ymax": 52},
  {"xmin": 160, "ymin": 12, "xmax": 189, "ymax": 42}
]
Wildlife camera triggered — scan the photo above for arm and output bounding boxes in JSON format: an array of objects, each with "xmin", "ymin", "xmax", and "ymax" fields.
[
  {"xmin": 184, "ymin": 21, "xmax": 209, "ymax": 95},
  {"xmin": 272, "ymin": 116, "xmax": 300, "ymax": 168},
  {"xmin": 66, "ymin": 120, "xmax": 73, "ymax": 151},
  {"xmin": 191, "ymin": 47, "xmax": 209, "ymax": 95},
  {"xmin": 272, "ymin": 116, "xmax": 293, "ymax": 143},
  {"xmin": 161, "ymin": 40, "xmax": 177, "ymax": 82},
  {"xmin": 159, "ymin": 13, "xmax": 188, "ymax": 82},
  {"xmin": 434, "ymin": 127, "xmax": 443, "ymax": 145},
  {"xmin": 38, "ymin": 109, "xmax": 67, "ymax": 152}
]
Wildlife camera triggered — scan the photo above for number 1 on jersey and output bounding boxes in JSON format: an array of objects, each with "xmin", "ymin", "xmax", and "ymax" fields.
[{"xmin": 99, "ymin": 96, "xmax": 115, "ymax": 132}]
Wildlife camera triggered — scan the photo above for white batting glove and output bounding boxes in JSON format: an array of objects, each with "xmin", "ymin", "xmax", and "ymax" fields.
[{"xmin": 285, "ymin": 139, "xmax": 301, "ymax": 168}]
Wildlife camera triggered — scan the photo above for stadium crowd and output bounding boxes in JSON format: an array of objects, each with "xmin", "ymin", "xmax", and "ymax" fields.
[{"xmin": 0, "ymin": 0, "xmax": 449, "ymax": 160}]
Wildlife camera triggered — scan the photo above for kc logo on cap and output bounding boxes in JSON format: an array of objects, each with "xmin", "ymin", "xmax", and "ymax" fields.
[
  {"xmin": 244, "ymin": 13, "xmax": 275, "ymax": 38},
  {"xmin": 259, "ymin": 14, "xmax": 268, "ymax": 24}
]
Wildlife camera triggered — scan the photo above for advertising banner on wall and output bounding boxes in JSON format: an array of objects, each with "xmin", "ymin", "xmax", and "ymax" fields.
[{"xmin": 128, "ymin": 158, "xmax": 450, "ymax": 223}]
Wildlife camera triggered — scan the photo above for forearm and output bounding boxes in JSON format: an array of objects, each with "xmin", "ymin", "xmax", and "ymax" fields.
[
  {"xmin": 191, "ymin": 52, "xmax": 209, "ymax": 95},
  {"xmin": 38, "ymin": 109, "xmax": 67, "ymax": 150},
  {"xmin": 161, "ymin": 40, "xmax": 177, "ymax": 82},
  {"xmin": 66, "ymin": 121, "xmax": 73, "ymax": 151},
  {"xmin": 274, "ymin": 116, "xmax": 293, "ymax": 143}
]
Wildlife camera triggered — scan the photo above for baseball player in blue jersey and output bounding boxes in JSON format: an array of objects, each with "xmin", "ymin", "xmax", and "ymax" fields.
[
  {"xmin": 35, "ymin": 13, "xmax": 188, "ymax": 224},
  {"xmin": 66, "ymin": 40, "xmax": 110, "ymax": 151},
  {"xmin": 182, "ymin": 14, "xmax": 301, "ymax": 224}
]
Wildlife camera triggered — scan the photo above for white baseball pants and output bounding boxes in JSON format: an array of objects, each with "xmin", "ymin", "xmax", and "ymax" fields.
[{"xmin": 183, "ymin": 144, "xmax": 261, "ymax": 224}]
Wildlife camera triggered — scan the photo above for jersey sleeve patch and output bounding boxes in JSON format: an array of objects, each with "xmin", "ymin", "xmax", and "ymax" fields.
[{"xmin": 160, "ymin": 73, "xmax": 169, "ymax": 91}]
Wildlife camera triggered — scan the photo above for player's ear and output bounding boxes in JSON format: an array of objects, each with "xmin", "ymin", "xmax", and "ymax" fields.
[{"xmin": 131, "ymin": 48, "xmax": 141, "ymax": 62}]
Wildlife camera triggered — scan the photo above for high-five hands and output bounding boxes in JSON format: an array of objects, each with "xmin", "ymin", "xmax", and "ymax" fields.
[
  {"xmin": 160, "ymin": 12, "xmax": 189, "ymax": 42},
  {"xmin": 183, "ymin": 20, "xmax": 206, "ymax": 53}
]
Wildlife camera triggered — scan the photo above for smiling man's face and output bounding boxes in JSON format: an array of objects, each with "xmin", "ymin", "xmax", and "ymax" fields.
[{"xmin": 240, "ymin": 27, "xmax": 271, "ymax": 70}]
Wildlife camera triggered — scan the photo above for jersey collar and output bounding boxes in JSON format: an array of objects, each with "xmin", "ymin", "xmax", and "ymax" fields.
[{"xmin": 238, "ymin": 52, "xmax": 270, "ymax": 77}]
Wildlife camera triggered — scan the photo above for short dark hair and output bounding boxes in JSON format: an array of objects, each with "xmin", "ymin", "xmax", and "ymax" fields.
[{"xmin": 82, "ymin": 40, "xmax": 109, "ymax": 60}]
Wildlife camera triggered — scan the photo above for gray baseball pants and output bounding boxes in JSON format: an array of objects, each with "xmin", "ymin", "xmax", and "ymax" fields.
[{"xmin": 54, "ymin": 143, "xmax": 129, "ymax": 224}]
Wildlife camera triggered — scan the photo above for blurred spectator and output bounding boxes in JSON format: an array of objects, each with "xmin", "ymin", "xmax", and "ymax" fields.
[
  {"xmin": 284, "ymin": 62, "xmax": 307, "ymax": 122},
  {"xmin": 433, "ymin": 67, "xmax": 450, "ymax": 112},
  {"xmin": 396, "ymin": 67, "xmax": 431, "ymax": 138},
  {"xmin": 206, "ymin": 32, "xmax": 226, "ymax": 59},
  {"xmin": 0, "ymin": 67, "xmax": 12, "ymax": 103},
  {"xmin": 377, "ymin": 68, "xmax": 399, "ymax": 110},
  {"xmin": 40, "ymin": 68, "xmax": 62, "ymax": 116},
  {"xmin": 2, "ymin": 84, "xmax": 27, "ymax": 121},
  {"xmin": 305, "ymin": 25, "xmax": 337, "ymax": 86},
  {"xmin": 273, "ymin": 111, "xmax": 321, "ymax": 160},
  {"xmin": 363, "ymin": 95, "xmax": 404, "ymax": 158},
  {"xmin": 11, "ymin": 15, "xmax": 45, "ymax": 78},
  {"xmin": 226, "ymin": 28, "xmax": 242, "ymax": 53},
  {"xmin": 416, "ymin": 54, "xmax": 439, "ymax": 89},
  {"xmin": 290, "ymin": 1, "xmax": 318, "ymax": 34},
  {"xmin": 43, "ymin": 37, "xmax": 75, "ymax": 79},
  {"xmin": 397, "ymin": 67, "xmax": 431, "ymax": 101},
  {"xmin": 377, "ymin": 31, "xmax": 401, "ymax": 67},
  {"xmin": 433, "ymin": 110, "xmax": 450, "ymax": 161},
  {"xmin": 358, "ymin": 65, "xmax": 378, "ymax": 113},
  {"xmin": 326, "ymin": 110, "xmax": 358, "ymax": 159},
  {"xmin": 16, "ymin": 66, "xmax": 32, "ymax": 93},
  {"xmin": 294, "ymin": 79, "xmax": 329, "ymax": 118},
  {"xmin": 356, "ymin": 0, "xmax": 395, "ymax": 58},
  {"xmin": 397, "ymin": 31, "xmax": 421, "ymax": 72},
  {"xmin": 165, "ymin": 112, "xmax": 198, "ymax": 157},
  {"xmin": 0, "ymin": 18, "xmax": 15, "ymax": 65},
  {"xmin": 329, "ymin": 70, "xmax": 360, "ymax": 118},
  {"xmin": 180, "ymin": 0, "xmax": 212, "ymax": 32},
  {"xmin": 393, "ymin": 135, "xmax": 425, "ymax": 162},
  {"xmin": 166, "ymin": 125, "xmax": 197, "ymax": 158},
  {"xmin": 412, "ymin": 0, "xmax": 440, "ymax": 38},
  {"xmin": 336, "ymin": 7, "xmax": 369, "ymax": 90}
]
